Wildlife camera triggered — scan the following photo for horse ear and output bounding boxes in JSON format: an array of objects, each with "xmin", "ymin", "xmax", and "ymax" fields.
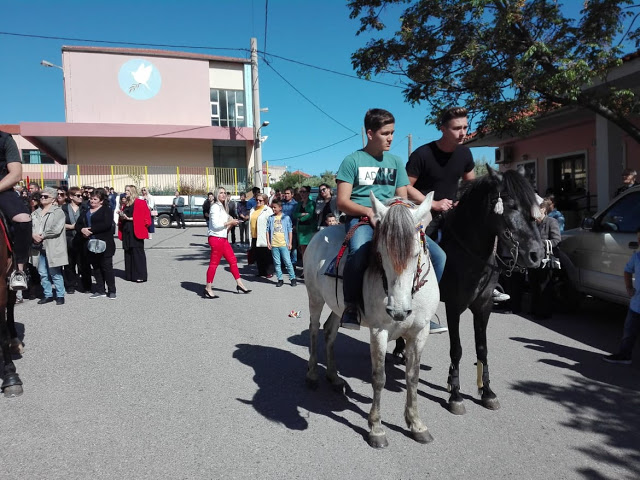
[
  {"xmin": 413, "ymin": 191, "xmax": 433, "ymax": 225},
  {"xmin": 369, "ymin": 191, "xmax": 387, "ymax": 220},
  {"xmin": 486, "ymin": 164, "xmax": 503, "ymax": 181}
]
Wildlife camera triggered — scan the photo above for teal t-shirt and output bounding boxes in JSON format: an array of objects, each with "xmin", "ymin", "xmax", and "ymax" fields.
[{"xmin": 336, "ymin": 150, "xmax": 409, "ymax": 207}]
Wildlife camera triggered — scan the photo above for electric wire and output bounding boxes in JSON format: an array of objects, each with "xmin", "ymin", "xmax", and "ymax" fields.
[{"xmin": 265, "ymin": 134, "xmax": 358, "ymax": 162}]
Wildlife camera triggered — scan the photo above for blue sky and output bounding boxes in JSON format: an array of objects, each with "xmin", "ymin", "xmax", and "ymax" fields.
[{"xmin": 1, "ymin": 0, "xmax": 631, "ymax": 176}]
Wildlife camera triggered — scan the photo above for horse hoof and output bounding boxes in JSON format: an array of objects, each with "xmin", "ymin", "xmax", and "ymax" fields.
[
  {"xmin": 481, "ymin": 396, "xmax": 501, "ymax": 410},
  {"xmin": 3, "ymin": 385, "xmax": 23, "ymax": 398},
  {"xmin": 368, "ymin": 433, "xmax": 389, "ymax": 449},
  {"xmin": 329, "ymin": 379, "xmax": 345, "ymax": 394},
  {"xmin": 449, "ymin": 401, "xmax": 466, "ymax": 415},
  {"xmin": 305, "ymin": 377, "xmax": 319, "ymax": 391},
  {"xmin": 412, "ymin": 430, "xmax": 434, "ymax": 444}
]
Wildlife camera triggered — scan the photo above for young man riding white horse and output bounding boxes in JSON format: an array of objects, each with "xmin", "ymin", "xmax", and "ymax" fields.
[
  {"xmin": 304, "ymin": 109, "xmax": 440, "ymax": 448},
  {"xmin": 335, "ymin": 108, "xmax": 410, "ymax": 329}
]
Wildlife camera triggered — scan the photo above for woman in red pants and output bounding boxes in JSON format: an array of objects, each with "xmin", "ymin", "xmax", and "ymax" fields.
[{"xmin": 204, "ymin": 186, "xmax": 251, "ymax": 298}]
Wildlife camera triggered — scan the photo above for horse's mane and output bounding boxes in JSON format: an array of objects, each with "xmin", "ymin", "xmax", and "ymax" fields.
[
  {"xmin": 372, "ymin": 199, "xmax": 416, "ymax": 274},
  {"xmin": 456, "ymin": 169, "xmax": 537, "ymax": 221}
]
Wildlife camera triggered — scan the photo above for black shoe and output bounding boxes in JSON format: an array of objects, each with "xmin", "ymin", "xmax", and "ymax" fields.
[
  {"xmin": 203, "ymin": 289, "xmax": 218, "ymax": 299},
  {"xmin": 56, "ymin": 298, "xmax": 65, "ymax": 305},
  {"xmin": 291, "ymin": 279, "xmax": 297, "ymax": 287},
  {"xmin": 602, "ymin": 353, "xmax": 632, "ymax": 365},
  {"xmin": 276, "ymin": 280, "xmax": 284, "ymax": 287},
  {"xmin": 37, "ymin": 297, "xmax": 54, "ymax": 305},
  {"xmin": 236, "ymin": 285, "xmax": 252, "ymax": 294},
  {"xmin": 340, "ymin": 305, "xmax": 360, "ymax": 330},
  {"xmin": 67, "ymin": 288, "xmax": 75, "ymax": 294}
]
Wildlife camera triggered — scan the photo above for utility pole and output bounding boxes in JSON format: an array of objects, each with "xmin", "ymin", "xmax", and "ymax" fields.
[
  {"xmin": 251, "ymin": 38, "xmax": 263, "ymax": 189},
  {"xmin": 408, "ymin": 134, "xmax": 412, "ymax": 157},
  {"xmin": 361, "ymin": 127, "xmax": 366, "ymax": 148}
]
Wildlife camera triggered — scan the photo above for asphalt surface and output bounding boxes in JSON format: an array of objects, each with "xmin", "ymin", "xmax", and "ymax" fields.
[{"xmin": 2, "ymin": 226, "xmax": 639, "ymax": 480}]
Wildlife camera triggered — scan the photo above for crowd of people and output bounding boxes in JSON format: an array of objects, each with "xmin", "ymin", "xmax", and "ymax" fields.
[{"xmin": 12, "ymin": 181, "xmax": 151, "ymax": 304}]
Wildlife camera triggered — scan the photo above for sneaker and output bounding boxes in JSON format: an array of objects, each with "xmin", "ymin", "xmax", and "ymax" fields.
[
  {"xmin": 340, "ymin": 305, "xmax": 360, "ymax": 330},
  {"xmin": 602, "ymin": 353, "xmax": 632, "ymax": 365},
  {"xmin": 276, "ymin": 280, "xmax": 284, "ymax": 287},
  {"xmin": 108, "ymin": 293, "xmax": 117, "ymax": 300},
  {"xmin": 492, "ymin": 289, "xmax": 510, "ymax": 302},
  {"xmin": 430, "ymin": 320, "xmax": 448, "ymax": 334},
  {"xmin": 291, "ymin": 279, "xmax": 297, "ymax": 287},
  {"xmin": 55, "ymin": 298, "xmax": 65, "ymax": 305},
  {"xmin": 9, "ymin": 270, "xmax": 28, "ymax": 291},
  {"xmin": 90, "ymin": 292, "xmax": 107, "ymax": 299}
]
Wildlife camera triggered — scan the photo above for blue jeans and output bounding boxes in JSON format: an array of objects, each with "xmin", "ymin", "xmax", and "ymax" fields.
[
  {"xmin": 425, "ymin": 235, "xmax": 446, "ymax": 283},
  {"xmin": 620, "ymin": 308, "xmax": 640, "ymax": 357},
  {"xmin": 343, "ymin": 217, "xmax": 374, "ymax": 306},
  {"xmin": 37, "ymin": 251, "xmax": 65, "ymax": 299},
  {"xmin": 271, "ymin": 246, "xmax": 296, "ymax": 280}
]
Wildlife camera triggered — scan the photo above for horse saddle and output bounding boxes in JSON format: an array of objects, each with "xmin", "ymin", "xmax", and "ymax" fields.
[{"xmin": 324, "ymin": 255, "xmax": 343, "ymax": 279}]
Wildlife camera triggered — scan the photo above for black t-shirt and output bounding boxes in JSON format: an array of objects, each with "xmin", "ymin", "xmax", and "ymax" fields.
[
  {"xmin": 0, "ymin": 131, "xmax": 21, "ymax": 182},
  {"xmin": 406, "ymin": 141, "xmax": 474, "ymax": 201}
]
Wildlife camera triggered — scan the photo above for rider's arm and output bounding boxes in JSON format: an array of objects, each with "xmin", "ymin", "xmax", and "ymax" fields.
[
  {"xmin": 0, "ymin": 162, "xmax": 23, "ymax": 193},
  {"xmin": 336, "ymin": 181, "xmax": 373, "ymax": 219},
  {"xmin": 462, "ymin": 170, "xmax": 476, "ymax": 181},
  {"xmin": 406, "ymin": 175, "xmax": 425, "ymax": 204},
  {"xmin": 395, "ymin": 185, "xmax": 408, "ymax": 199}
]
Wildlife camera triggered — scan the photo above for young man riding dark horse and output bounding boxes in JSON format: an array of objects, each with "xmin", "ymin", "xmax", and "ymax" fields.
[
  {"xmin": 405, "ymin": 107, "xmax": 476, "ymax": 333},
  {"xmin": 336, "ymin": 109, "xmax": 409, "ymax": 329},
  {"xmin": 0, "ymin": 131, "xmax": 32, "ymax": 291}
]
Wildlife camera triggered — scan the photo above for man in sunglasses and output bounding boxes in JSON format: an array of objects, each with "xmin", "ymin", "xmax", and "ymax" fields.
[{"xmin": 0, "ymin": 131, "xmax": 34, "ymax": 290}]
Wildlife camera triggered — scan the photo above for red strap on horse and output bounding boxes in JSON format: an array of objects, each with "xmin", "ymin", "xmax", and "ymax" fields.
[
  {"xmin": 335, "ymin": 216, "xmax": 370, "ymax": 272},
  {"xmin": 0, "ymin": 218, "xmax": 12, "ymax": 254}
]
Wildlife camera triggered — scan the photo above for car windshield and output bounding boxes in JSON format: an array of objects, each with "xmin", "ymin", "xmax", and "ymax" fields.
[{"xmin": 597, "ymin": 191, "xmax": 640, "ymax": 233}]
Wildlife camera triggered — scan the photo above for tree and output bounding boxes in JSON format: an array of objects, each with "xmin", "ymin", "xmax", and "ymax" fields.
[
  {"xmin": 349, "ymin": 0, "xmax": 640, "ymax": 142},
  {"xmin": 270, "ymin": 170, "xmax": 337, "ymax": 192}
]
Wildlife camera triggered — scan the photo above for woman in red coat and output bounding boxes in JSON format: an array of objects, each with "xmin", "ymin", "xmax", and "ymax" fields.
[{"xmin": 118, "ymin": 184, "xmax": 151, "ymax": 282}]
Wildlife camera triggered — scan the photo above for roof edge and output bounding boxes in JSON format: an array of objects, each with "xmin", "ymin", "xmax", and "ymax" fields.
[{"xmin": 62, "ymin": 45, "xmax": 249, "ymax": 64}]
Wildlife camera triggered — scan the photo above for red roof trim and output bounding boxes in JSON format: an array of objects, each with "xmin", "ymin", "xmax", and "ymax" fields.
[
  {"xmin": 62, "ymin": 45, "xmax": 249, "ymax": 64},
  {"xmin": 0, "ymin": 124, "xmax": 21, "ymax": 135}
]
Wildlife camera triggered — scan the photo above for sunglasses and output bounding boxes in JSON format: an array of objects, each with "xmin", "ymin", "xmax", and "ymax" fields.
[
  {"xmin": 299, "ymin": 190, "xmax": 309, "ymax": 194},
  {"xmin": 320, "ymin": 188, "xmax": 328, "ymax": 192},
  {"xmin": 72, "ymin": 194, "xmax": 83, "ymax": 198},
  {"xmin": 57, "ymin": 193, "xmax": 65, "ymax": 196},
  {"xmin": 40, "ymin": 195, "xmax": 51, "ymax": 199},
  {"xmin": 256, "ymin": 199, "xmax": 264, "ymax": 203}
]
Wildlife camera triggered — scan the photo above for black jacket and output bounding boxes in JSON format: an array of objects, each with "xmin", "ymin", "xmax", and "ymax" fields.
[{"xmin": 75, "ymin": 204, "xmax": 116, "ymax": 257}]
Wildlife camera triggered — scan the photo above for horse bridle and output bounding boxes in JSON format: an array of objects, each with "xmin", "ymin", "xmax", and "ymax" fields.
[{"xmin": 375, "ymin": 200, "xmax": 433, "ymax": 297}]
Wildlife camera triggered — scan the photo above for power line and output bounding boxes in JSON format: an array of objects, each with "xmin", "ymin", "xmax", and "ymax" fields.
[
  {"xmin": 263, "ymin": 59, "xmax": 358, "ymax": 134},
  {"xmin": 266, "ymin": 134, "xmax": 357, "ymax": 162},
  {"xmin": 0, "ymin": 31, "xmax": 247, "ymax": 53}
]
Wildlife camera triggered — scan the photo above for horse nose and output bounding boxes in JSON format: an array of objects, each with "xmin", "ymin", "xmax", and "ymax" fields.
[{"xmin": 386, "ymin": 308, "xmax": 412, "ymax": 322}]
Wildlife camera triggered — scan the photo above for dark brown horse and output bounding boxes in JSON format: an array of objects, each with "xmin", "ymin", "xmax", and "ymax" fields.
[{"xmin": 1, "ymin": 213, "xmax": 23, "ymax": 398}]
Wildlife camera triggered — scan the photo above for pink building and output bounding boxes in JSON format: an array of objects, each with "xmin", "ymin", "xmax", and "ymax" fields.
[
  {"xmin": 12, "ymin": 45, "xmax": 263, "ymax": 190},
  {"xmin": 468, "ymin": 51, "xmax": 640, "ymax": 226}
]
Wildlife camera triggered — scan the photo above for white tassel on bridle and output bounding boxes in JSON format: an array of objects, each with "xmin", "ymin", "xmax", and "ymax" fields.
[{"xmin": 494, "ymin": 194, "xmax": 504, "ymax": 215}]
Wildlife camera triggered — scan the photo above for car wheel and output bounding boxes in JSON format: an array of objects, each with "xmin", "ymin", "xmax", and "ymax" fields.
[{"xmin": 157, "ymin": 214, "xmax": 171, "ymax": 228}]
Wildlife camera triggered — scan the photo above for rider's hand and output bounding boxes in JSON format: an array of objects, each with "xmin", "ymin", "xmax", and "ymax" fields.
[
  {"xmin": 432, "ymin": 198, "xmax": 453, "ymax": 212},
  {"xmin": 366, "ymin": 207, "xmax": 377, "ymax": 227}
]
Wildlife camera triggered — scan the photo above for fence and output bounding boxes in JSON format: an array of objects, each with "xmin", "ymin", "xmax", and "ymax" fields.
[{"xmin": 23, "ymin": 164, "xmax": 250, "ymax": 195}]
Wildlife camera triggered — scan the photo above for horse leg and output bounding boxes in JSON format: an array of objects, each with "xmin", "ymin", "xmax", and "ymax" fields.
[
  {"xmin": 306, "ymin": 295, "xmax": 324, "ymax": 390},
  {"xmin": 323, "ymin": 312, "xmax": 344, "ymax": 392},
  {"xmin": 446, "ymin": 302, "xmax": 465, "ymax": 415},
  {"xmin": 1, "ymin": 309, "xmax": 23, "ymax": 398},
  {"xmin": 391, "ymin": 337, "xmax": 406, "ymax": 364},
  {"xmin": 403, "ymin": 331, "xmax": 433, "ymax": 444},
  {"xmin": 7, "ymin": 290, "xmax": 22, "ymax": 355},
  {"xmin": 472, "ymin": 304, "xmax": 500, "ymax": 410},
  {"xmin": 368, "ymin": 328, "xmax": 389, "ymax": 448}
]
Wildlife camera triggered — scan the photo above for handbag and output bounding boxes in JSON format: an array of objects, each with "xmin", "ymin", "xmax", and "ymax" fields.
[
  {"xmin": 87, "ymin": 238, "xmax": 107, "ymax": 254},
  {"xmin": 150, "ymin": 209, "xmax": 158, "ymax": 217},
  {"xmin": 541, "ymin": 240, "xmax": 561, "ymax": 270}
]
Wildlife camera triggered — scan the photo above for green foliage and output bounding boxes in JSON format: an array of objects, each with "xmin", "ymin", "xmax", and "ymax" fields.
[
  {"xmin": 270, "ymin": 170, "xmax": 337, "ymax": 192},
  {"xmin": 349, "ymin": 0, "xmax": 640, "ymax": 142}
]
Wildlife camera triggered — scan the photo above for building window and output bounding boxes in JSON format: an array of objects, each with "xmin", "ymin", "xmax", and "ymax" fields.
[
  {"xmin": 550, "ymin": 154, "xmax": 587, "ymax": 196},
  {"xmin": 210, "ymin": 89, "xmax": 245, "ymax": 127},
  {"xmin": 22, "ymin": 150, "xmax": 54, "ymax": 164}
]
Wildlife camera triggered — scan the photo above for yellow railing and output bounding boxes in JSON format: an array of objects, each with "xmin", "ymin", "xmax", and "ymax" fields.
[{"xmin": 25, "ymin": 164, "xmax": 250, "ymax": 194}]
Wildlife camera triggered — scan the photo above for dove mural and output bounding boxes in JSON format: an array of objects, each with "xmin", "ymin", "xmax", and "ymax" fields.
[{"xmin": 118, "ymin": 59, "xmax": 162, "ymax": 100}]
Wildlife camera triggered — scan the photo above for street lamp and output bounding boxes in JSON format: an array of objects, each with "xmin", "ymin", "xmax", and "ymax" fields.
[{"xmin": 40, "ymin": 60, "xmax": 63, "ymax": 71}]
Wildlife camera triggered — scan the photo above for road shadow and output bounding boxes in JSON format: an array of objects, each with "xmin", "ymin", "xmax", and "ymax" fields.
[
  {"xmin": 511, "ymin": 375, "xmax": 640, "ymax": 479},
  {"xmin": 233, "ymin": 343, "xmax": 369, "ymax": 440},
  {"xmin": 510, "ymin": 336, "xmax": 640, "ymax": 391}
]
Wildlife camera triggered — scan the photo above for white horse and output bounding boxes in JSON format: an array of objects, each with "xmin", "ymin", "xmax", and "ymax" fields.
[{"xmin": 303, "ymin": 191, "xmax": 439, "ymax": 448}]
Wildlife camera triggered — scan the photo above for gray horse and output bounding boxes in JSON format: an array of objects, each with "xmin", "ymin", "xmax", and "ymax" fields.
[{"xmin": 304, "ymin": 192, "xmax": 439, "ymax": 448}]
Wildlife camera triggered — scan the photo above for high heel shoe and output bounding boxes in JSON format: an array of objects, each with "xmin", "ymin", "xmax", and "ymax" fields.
[
  {"xmin": 203, "ymin": 289, "xmax": 218, "ymax": 299},
  {"xmin": 236, "ymin": 285, "xmax": 252, "ymax": 294}
]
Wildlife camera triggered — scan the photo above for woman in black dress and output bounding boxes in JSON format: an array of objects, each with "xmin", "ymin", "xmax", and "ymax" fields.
[{"xmin": 117, "ymin": 185, "xmax": 151, "ymax": 282}]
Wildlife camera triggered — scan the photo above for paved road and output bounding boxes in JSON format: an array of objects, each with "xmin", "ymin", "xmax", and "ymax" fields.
[{"xmin": 2, "ymin": 226, "xmax": 639, "ymax": 480}]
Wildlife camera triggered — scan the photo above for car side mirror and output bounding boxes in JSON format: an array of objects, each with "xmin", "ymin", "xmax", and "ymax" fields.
[
  {"xmin": 630, "ymin": 241, "xmax": 639, "ymax": 250},
  {"xmin": 581, "ymin": 217, "xmax": 595, "ymax": 231}
]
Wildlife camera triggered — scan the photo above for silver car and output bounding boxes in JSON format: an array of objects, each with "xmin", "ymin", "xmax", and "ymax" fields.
[{"xmin": 559, "ymin": 186, "xmax": 640, "ymax": 306}]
